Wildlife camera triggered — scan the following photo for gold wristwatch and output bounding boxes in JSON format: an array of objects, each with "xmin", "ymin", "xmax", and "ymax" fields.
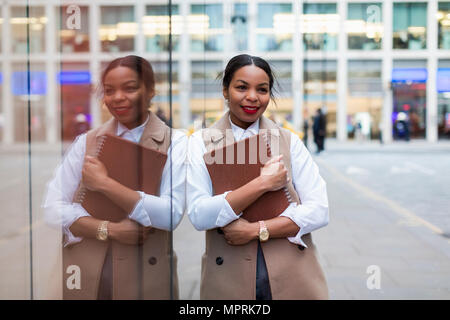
[
  {"xmin": 96, "ymin": 221, "xmax": 109, "ymax": 241},
  {"xmin": 258, "ymin": 221, "xmax": 269, "ymax": 242}
]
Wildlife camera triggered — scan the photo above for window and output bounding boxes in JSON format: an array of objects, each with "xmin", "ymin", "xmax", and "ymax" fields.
[
  {"xmin": 267, "ymin": 60, "xmax": 293, "ymax": 120},
  {"xmin": 257, "ymin": 3, "xmax": 293, "ymax": 52},
  {"xmin": 347, "ymin": 60, "xmax": 383, "ymax": 140},
  {"xmin": 12, "ymin": 62, "xmax": 47, "ymax": 142},
  {"xmin": 0, "ymin": 8, "xmax": 3, "ymax": 53},
  {"xmin": 152, "ymin": 61, "xmax": 180, "ymax": 127},
  {"xmin": 232, "ymin": 3, "xmax": 248, "ymax": 52},
  {"xmin": 302, "ymin": 3, "xmax": 338, "ymax": 51},
  {"xmin": 100, "ymin": 6, "xmax": 135, "ymax": 52},
  {"xmin": 144, "ymin": 5, "xmax": 180, "ymax": 53},
  {"xmin": 303, "ymin": 60, "xmax": 337, "ymax": 137},
  {"xmin": 347, "ymin": 3, "xmax": 383, "ymax": 50},
  {"xmin": 0, "ymin": 64, "xmax": 3, "ymax": 141},
  {"xmin": 190, "ymin": 61, "xmax": 223, "ymax": 125},
  {"xmin": 58, "ymin": 6, "xmax": 89, "ymax": 53},
  {"xmin": 438, "ymin": 2, "xmax": 450, "ymax": 49},
  {"xmin": 190, "ymin": 4, "xmax": 224, "ymax": 52},
  {"xmin": 11, "ymin": 6, "xmax": 46, "ymax": 54},
  {"xmin": 393, "ymin": 3, "xmax": 427, "ymax": 50},
  {"xmin": 58, "ymin": 62, "xmax": 91, "ymax": 142},
  {"xmin": 438, "ymin": 60, "xmax": 450, "ymax": 139}
]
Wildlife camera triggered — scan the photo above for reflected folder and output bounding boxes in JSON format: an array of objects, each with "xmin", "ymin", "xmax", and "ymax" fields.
[
  {"xmin": 204, "ymin": 134, "xmax": 291, "ymax": 223},
  {"xmin": 77, "ymin": 133, "xmax": 167, "ymax": 222}
]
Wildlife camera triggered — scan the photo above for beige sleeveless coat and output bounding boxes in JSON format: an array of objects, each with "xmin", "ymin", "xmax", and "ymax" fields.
[{"xmin": 200, "ymin": 113, "xmax": 328, "ymax": 300}]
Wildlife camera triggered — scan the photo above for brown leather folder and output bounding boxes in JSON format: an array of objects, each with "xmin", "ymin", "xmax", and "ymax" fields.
[
  {"xmin": 204, "ymin": 134, "xmax": 290, "ymax": 223},
  {"xmin": 79, "ymin": 133, "xmax": 167, "ymax": 222}
]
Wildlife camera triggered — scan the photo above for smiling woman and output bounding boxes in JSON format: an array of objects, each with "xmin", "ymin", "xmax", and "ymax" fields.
[{"xmin": 43, "ymin": 55, "xmax": 187, "ymax": 300}]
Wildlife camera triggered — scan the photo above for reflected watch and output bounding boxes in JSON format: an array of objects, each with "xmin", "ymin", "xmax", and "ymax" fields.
[
  {"xmin": 258, "ymin": 220, "xmax": 269, "ymax": 242},
  {"xmin": 96, "ymin": 221, "xmax": 109, "ymax": 241}
]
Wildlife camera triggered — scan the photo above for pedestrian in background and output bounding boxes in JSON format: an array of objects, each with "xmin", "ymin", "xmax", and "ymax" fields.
[
  {"xmin": 303, "ymin": 118, "xmax": 309, "ymax": 150},
  {"xmin": 313, "ymin": 108, "xmax": 326, "ymax": 154}
]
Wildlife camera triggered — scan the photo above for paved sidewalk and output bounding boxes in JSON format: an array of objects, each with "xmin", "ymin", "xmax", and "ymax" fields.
[
  {"xmin": 312, "ymin": 151, "xmax": 450, "ymax": 299},
  {"xmin": 175, "ymin": 139, "xmax": 450, "ymax": 300}
]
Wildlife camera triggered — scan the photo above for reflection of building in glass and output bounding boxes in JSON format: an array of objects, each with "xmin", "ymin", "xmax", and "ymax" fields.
[{"xmin": 0, "ymin": 1, "xmax": 450, "ymax": 144}]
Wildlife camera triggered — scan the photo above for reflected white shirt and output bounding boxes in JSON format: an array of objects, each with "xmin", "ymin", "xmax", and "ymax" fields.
[
  {"xmin": 186, "ymin": 117, "xmax": 329, "ymax": 248},
  {"xmin": 43, "ymin": 116, "xmax": 187, "ymax": 246}
]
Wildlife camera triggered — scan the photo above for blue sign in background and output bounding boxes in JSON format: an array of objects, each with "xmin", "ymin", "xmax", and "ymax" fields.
[
  {"xmin": 392, "ymin": 68, "xmax": 428, "ymax": 83},
  {"xmin": 12, "ymin": 71, "xmax": 47, "ymax": 95},
  {"xmin": 437, "ymin": 68, "xmax": 450, "ymax": 93},
  {"xmin": 58, "ymin": 71, "xmax": 91, "ymax": 85}
]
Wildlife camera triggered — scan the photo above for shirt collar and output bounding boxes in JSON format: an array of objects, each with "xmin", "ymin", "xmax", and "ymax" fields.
[
  {"xmin": 228, "ymin": 114, "xmax": 260, "ymax": 141},
  {"xmin": 116, "ymin": 113, "xmax": 150, "ymax": 142}
]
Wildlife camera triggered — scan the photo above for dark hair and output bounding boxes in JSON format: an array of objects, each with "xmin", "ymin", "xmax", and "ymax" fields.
[
  {"xmin": 100, "ymin": 55, "xmax": 155, "ymax": 96},
  {"xmin": 221, "ymin": 54, "xmax": 277, "ymax": 100}
]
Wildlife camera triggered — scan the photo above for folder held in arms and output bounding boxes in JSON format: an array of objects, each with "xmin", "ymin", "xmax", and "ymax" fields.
[
  {"xmin": 79, "ymin": 133, "xmax": 168, "ymax": 222},
  {"xmin": 203, "ymin": 133, "xmax": 290, "ymax": 223}
]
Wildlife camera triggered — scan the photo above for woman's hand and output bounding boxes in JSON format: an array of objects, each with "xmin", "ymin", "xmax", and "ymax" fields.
[
  {"xmin": 82, "ymin": 156, "xmax": 109, "ymax": 192},
  {"xmin": 108, "ymin": 219, "xmax": 152, "ymax": 245},
  {"xmin": 221, "ymin": 218, "xmax": 259, "ymax": 246},
  {"xmin": 259, "ymin": 155, "xmax": 289, "ymax": 192}
]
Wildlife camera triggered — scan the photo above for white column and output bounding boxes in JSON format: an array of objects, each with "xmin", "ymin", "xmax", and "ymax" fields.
[
  {"xmin": 46, "ymin": 3, "xmax": 57, "ymax": 144},
  {"xmin": 90, "ymin": 3, "xmax": 101, "ymax": 128},
  {"xmin": 426, "ymin": 0, "xmax": 438, "ymax": 142},
  {"xmin": 135, "ymin": 2, "xmax": 145, "ymax": 56},
  {"xmin": 248, "ymin": 0, "xmax": 257, "ymax": 54},
  {"xmin": 292, "ymin": 0, "xmax": 303, "ymax": 132},
  {"xmin": 3, "ymin": 5, "xmax": 13, "ymax": 144},
  {"xmin": 382, "ymin": 0, "xmax": 393, "ymax": 143},
  {"xmin": 223, "ymin": 0, "xmax": 233, "ymax": 56},
  {"xmin": 337, "ymin": 0, "xmax": 347, "ymax": 141},
  {"xmin": 179, "ymin": 1, "xmax": 191, "ymax": 129}
]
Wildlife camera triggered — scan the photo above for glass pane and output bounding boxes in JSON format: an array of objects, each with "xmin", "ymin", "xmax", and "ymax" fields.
[
  {"xmin": 0, "ymin": 7, "xmax": 2, "ymax": 53},
  {"xmin": 190, "ymin": 4, "xmax": 224, "ymax": 52},
  {"xmin": 232, "ymin": 3, "xmax": 248, "ymax": 52},
  {"xmin": 58, "ymin": 6, "xmax": 90, "ymax": 53},
  {"xmin": 347, "ymin": 3, "xmax": 383, "ymax": 50},
  {"xmin": 347, "ymin": 60, "xmax": 383, "ymax": 140},
  {"xmin": 152, "ymin": 61, "xmax": 179, "ymax": 126},
  {"xmin": 59, "ymin": 62, "xmax": 91, "ymax": 142},
  {"xmin": 12, "ymin": 62, "xmax": 47, "ymax": 142},
  {"xmin": 303, "ymin": 60, "xmax": 337, "ymax": 137},
  {"xmin": 437, "ymin": 60, "xmax": 450, "ymax": 139},
  {"xmin": 11, "ymin": 6, "xmax": 46, "ymax": 54},
  {"xmin": 393, "ymin": 3, "xmax": 427, "ymax": 50},
  {"xmin": 267, "ymin": 60, "xmax": 293, "ymax": 122},
  {"xmin": 302, "ymin": 3, "xmax": 338, "ymax": 51},
  {"xmin": 100, "ymin": 6, "xmax": 135, "ymax": 52},
  {"xmin": 257, "ymin": 3, "xmax": 293, "ymax": 52},
  {"xmin": 0, "ymin": 64, "xmax": 3, "ymax": 141},
  {"xmin": 190, "ymin": 60, "xmax": 223, "ymax": 125},
  {"xmin": 438, "ymin": 2, "xmax": 450, "ymax": 49},
  {"xmin": 145, "ymin": 5, "xmax": 180, "ymax": 53}
]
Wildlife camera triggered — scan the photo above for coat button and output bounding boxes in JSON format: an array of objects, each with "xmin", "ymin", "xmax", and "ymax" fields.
[
  {"xmin": 216, "ymin": 257, "xmax": 224, "ymax": 265},
  {"xmin": 217, "ymin": 228, "xmax": 224, "ymax": 235},
  {"xmin": 298, "ymin": 245, "xmax": 305, "ymax": 251},
  {"xmin": 148, "ymin": 257, "xmax": 157, "ymax": 265}
]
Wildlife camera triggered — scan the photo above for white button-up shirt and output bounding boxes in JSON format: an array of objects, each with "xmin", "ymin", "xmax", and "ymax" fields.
[
  {"xmin": 187, "ymin": 116, "xmax": 329, "ymax": 248},
  {"xmin": 43, "ymin": 115, "xmax": 187, "ymax": 246}
]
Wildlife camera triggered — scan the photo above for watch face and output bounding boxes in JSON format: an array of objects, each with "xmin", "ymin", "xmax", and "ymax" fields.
[
  {"xmin": 98, "ymin": 231, "xmax": 107, "ymax": 241},
  {"xmin": 98, "ymin": 230, "xmax": 107, "ymax": 241},
  {"xmin": 260, "ymin": 229, "xmax": 269, "ymax": 242}
]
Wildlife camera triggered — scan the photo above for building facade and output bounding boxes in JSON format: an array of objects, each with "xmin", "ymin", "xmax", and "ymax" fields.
[{"xmin": 1, "ymin": 0, "xmax": 450, "ymax": 145}]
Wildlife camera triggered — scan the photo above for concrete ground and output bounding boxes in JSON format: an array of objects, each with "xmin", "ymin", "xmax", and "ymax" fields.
[{"xmin": 1, "ymin": 138, "xmax": 450, "ymax": 299}]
